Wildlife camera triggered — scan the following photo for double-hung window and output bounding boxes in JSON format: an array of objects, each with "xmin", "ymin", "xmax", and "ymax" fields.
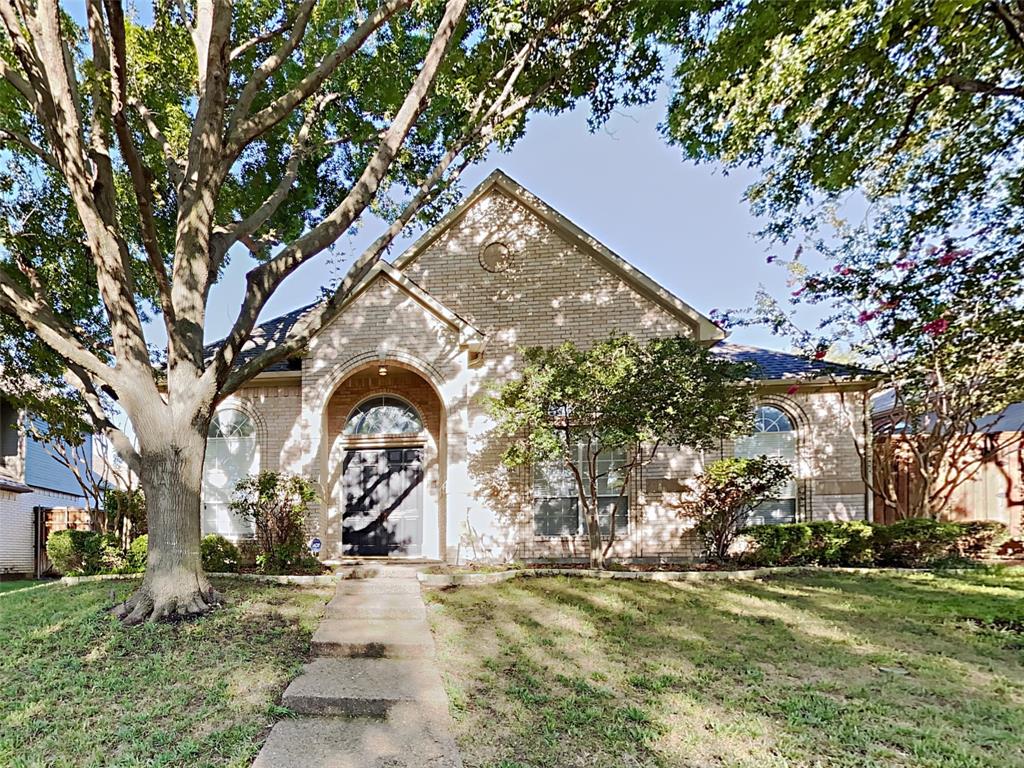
[{"xmin": 533, "ymin": 446, "xmax": 629, "ymax": 536}]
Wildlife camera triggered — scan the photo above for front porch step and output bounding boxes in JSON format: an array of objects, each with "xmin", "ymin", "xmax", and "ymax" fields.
[
  {"xmin": 252, "ymin": 706, "xmax": 462, "ymax": 768},
  {"xmin": 312, "ymin": 619, "xmax": 434, "ymax": 658},
  {"xmin": 334, "ymin": 578, "xmax": 422, "ymax": 595},
  {"xmin": 347, "ymin": 565, "xmax": 423, "ymax": 580},
  {"xmin": 325, "ymin": 593, "xmax": 426, "ymax": 620},
  {"xmin": 281, "ymin": 659, "xmax": 448, "ymax": 718}
]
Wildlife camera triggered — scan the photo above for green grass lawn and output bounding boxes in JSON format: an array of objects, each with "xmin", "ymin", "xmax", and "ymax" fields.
[
  {"xmin": 427, "ymin": 569, "xmax": 1024, "ymax": 768},
  {"xmin": 0, "ymin": 578, "xmax": 331, "ymax": 768},
  {"xmin": 0, "ymin": 580, "xmax": 50, "ymax": 594}
]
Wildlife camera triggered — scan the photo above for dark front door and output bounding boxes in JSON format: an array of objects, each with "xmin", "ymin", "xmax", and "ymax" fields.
[{"xmin": 342, "ymin": 447, "xmax": 424, "ymax": 556}]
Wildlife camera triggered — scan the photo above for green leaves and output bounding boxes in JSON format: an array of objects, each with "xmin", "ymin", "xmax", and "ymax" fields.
[{"xmin": 488, "ymin": 334, "xmax": 756, "ymax": 469}]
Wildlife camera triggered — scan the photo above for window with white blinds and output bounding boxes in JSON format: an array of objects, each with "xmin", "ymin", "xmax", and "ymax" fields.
[
  {"xmin": 202, "ymin": 409, "xmax": 259, "ymax": 539},
  {"xmin": 533, "ymin": 446, "xmax": 629, "ymax": 537},
  {"xmin": 734, "ymin": 406, "xmax": 797, "ymax": 525}
]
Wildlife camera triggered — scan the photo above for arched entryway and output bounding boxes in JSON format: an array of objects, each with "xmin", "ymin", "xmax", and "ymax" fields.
[{"xmin": 324, "ymin": 363, "xmax": 445, "ymax": 559}]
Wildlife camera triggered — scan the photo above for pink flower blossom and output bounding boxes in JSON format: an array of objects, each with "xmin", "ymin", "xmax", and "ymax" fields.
[
  {"xmin": 894, "ymin": 259, "xmax": 916, "ymax": 271},
  {"xmin": 857, "ymin": 310, "xmax": 877, "ymax": 324},
  {"xmin": 923, "ymin": 318, "xmax": 949, "ymax": 336},
  {"xmin": 833, "ymin": 265, "xmax": 853, "ymax": 276},
  {"xmin": 792, "ymin": 286, "xmax": 805, "ymax": 297}
]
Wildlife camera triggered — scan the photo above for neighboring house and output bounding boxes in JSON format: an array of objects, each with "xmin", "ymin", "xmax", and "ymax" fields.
[
  {"xmin": 202, "ymin": 170, "xmax": 876, "ymax": 562},
  {"xmin": 873, "ymin": 397, "xmax": 1024, "ymax": 537},
  {"xmin": 0, "ymin": 397, "xmax": 93, "ymax": 575}
]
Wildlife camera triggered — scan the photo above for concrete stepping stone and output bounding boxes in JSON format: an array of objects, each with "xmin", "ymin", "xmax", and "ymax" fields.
[
  {"xmin": 281, "ymin": 658, "xmax": 448, "ymax": 717},
  {"xmin": 252, "ymin": 705, "xmax": 461, "ymax": 768},
  {"xmin": 312, "ymin": 618, "xmax": 434, "ymax": 658},
  {"xmin": 334, "ymin": 578, "xmax": 422, "ymax": 595},
  {"xmin": 325, "ymin": 592, "xmax": 426, "ymax": 620}
]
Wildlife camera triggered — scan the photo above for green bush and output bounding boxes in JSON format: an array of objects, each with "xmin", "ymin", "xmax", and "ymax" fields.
[
  {"xmin": 745, "ymin": 519, "xmax": 1004, "ymax": 569},
  {"xmin": 201, "ymin": 534, "xmax": 240, "ymax": 573},
  {"xmin": 807, "ymin": 520, "xmax": 874, "ymax": 566},
  {"xmin": 743, "ymin": 524, "xmax": 812, "ymax": 566},
  {"xmin": 128, "ymin": 535, "xmax": 148, "ymax": 570},
  {"xmin": 46, "ymin": 530, "xmax": 106, "ymax": 575},
  {"xmin": 872, "ymin": 518, "xmax": 963, "ymax": 567},
  {"xmin": 229, "ymin": 472, "xmax": 321, "ymax": 574}
]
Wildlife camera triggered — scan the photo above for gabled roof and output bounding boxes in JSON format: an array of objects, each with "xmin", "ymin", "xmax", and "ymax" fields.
[
  {"xmin": 208, "ymin": 261, "xmax": 484, "ymax": 374},
  {"xmin": 712, "ymin": 343, "xmax": 876, "ymax": 383},
  {"xmin": 393, "ymin": 169, "xmax": 726, "ymax": 343}
]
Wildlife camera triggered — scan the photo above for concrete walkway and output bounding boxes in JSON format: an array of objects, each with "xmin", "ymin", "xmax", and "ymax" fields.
[{"xmin": 253, "ymin": 565, "xmax": 462, "ymax": 768}]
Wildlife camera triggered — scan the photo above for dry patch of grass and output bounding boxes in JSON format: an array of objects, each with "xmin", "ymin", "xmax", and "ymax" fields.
[
  {"xmin": 0, "ymin": 578, "xmax": 330, "ymax": 768},
  {"xmin": 427, "ymin": 569, "xmax": 1024, "ymax": 768}
]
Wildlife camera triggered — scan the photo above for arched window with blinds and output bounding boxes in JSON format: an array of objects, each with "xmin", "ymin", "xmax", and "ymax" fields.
[
  {"xmin": 202, "ymin": 409, "xmax": 259, "ymax": 538},
  {"xmin": 734, "ymin": 405, "xmax": 798, "ymax": 524}
]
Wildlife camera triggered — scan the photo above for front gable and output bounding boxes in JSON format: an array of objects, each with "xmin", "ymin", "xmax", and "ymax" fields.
[{"xmin": 393, "ymin": 171, "xmax": 723, "ymax": 352}]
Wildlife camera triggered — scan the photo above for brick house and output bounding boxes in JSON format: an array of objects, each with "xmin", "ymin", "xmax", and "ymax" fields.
[{"xmin": 204, "ymin": 171, "xmax": 875, "ymax": 563}]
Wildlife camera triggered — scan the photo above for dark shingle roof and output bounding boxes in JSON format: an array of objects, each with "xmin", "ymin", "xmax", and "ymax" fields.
[
  {"xmin": 206, "ymin": 301, "xmax": 318, "ymax": 373},
  {"xmin": 711, "ymin": 343, "xmax": 875, "ymax": 381}
]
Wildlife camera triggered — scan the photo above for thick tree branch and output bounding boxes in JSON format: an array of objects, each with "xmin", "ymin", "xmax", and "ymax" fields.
[
  {"xmin": 102, "ymin": 0, "xmax": 176, "ymax": 330},
  {"xmin": 0, "ymin": 56, "xmax": 33, "ymax": 102},
  {"xmin": 0, "ymin": 269, "xmax": 121, "ymax": 391},
  {"xmin": 63, "ymin": 364, "xmax": 141, "ymax": 476},
  {"xmin": 940, "ymin": 73, "xmax": 1024, "ymax": 97},
  {"xmin": 228, "ymin": 0, "xmax": 317, "ymax": 127},
  {"xmin": 218, "ymin": 93, "xmax": 337, "ymax": 254},
  {"xmin": 227, "ymin": 0, "xmax": 409, "ymax": 156}
]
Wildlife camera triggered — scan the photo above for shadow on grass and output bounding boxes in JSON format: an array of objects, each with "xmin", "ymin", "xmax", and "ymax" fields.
[{"xmin": 428, "ymin": 571, "xmax": 1024, "ymax": 768}]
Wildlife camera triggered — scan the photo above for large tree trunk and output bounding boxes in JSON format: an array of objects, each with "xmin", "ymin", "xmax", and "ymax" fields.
[{"xmin": 114, "ymin": 420, "xmax": 220, "ymax": 624}]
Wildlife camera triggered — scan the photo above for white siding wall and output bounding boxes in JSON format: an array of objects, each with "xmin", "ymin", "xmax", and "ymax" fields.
[{"xmin": 0, "ymin": 488, "xmax": 86, "ymax": 575}]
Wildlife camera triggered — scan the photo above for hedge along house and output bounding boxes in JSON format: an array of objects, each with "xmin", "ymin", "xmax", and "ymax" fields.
[{"xmin": 204, "ymin": 171, "xmax": 876, "ymax": 563}]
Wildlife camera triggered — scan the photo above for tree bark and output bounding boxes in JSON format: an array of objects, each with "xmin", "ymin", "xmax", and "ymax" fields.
[{"xmin": 113, "ymin": 418, "xmax": 219, "ymax": 624}]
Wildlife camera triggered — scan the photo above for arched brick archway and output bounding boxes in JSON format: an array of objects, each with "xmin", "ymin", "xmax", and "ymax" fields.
[{"xmin": 320, "ymin": 361, "xmax": 447, "ymax": 559}]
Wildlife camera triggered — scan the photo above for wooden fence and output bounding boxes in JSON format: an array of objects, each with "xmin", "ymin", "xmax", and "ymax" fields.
[
  {"xmin": 872, "ymin": 435, "xmax": 1023, "ymax": 537},
  {"xmin": 33, "ymin": 506, "xmax": 92, "ymax": 577}
]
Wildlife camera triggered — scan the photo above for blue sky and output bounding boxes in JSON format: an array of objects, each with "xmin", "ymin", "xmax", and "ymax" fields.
[{"xmin": 202, "ymin": 94, "xmax": 801, "ymax": 352}]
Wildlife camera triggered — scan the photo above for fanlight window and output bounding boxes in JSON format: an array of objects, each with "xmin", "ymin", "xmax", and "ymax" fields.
[
  {"xmin": 344, "ymin": 396, "xmax": 423, "ymax": 436},
  {"xmin": 734, "ymin": 405, "xmax": 797, "ymax": 525},
  {"xmin": 203, "ymin": 409, "xmax": 258, "ymax": 539}
]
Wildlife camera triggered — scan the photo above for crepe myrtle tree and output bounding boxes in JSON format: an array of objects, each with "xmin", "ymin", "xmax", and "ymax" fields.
[
  {"xmin": 489, "ymin": 335, "xmax": 755, "ymax": 569},
  {"xmin": 0, "ymin": 0, "xmax": 672, "ymax": 622}
]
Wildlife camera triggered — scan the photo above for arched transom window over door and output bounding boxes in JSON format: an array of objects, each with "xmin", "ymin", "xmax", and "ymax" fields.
[
  {"xmin": 734, "ymin": 405, "xmax": 798, "ymax": 525},
  {"xmin": 202, "ymin": 409, "xmax": 259, "ymax": 539},
  {"xmin": 344, "ymin": 396, "xmax": 423, "ymax": 436}
]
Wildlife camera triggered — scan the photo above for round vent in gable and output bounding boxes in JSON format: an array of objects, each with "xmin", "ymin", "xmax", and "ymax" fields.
[{"xmin": 479, "ymin": 241, "xmax": 513, "ymax": 273}]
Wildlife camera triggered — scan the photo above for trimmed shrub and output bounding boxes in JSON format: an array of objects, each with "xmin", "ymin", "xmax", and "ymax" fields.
[
  {"xmin": 872, "ymin": 518, "xmax": 963, "ymax": 567},
  {"xmin": 46, "ymin": 530, "xmax": 105, "ymax": 575},
  {"xmin": 743, "ymin": 519, "xmax": 1002, "ymax": 568},
  {"xmin": 201, "ymin": 534, "xmax": 240, "ymax": 573},
  {"xmin": 807, "ymin": 520, "xmax": 874, "ymax": 566},
  {"xmin": 743, "ymin": 524, "xmax": 812, "ymax": 566}
]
